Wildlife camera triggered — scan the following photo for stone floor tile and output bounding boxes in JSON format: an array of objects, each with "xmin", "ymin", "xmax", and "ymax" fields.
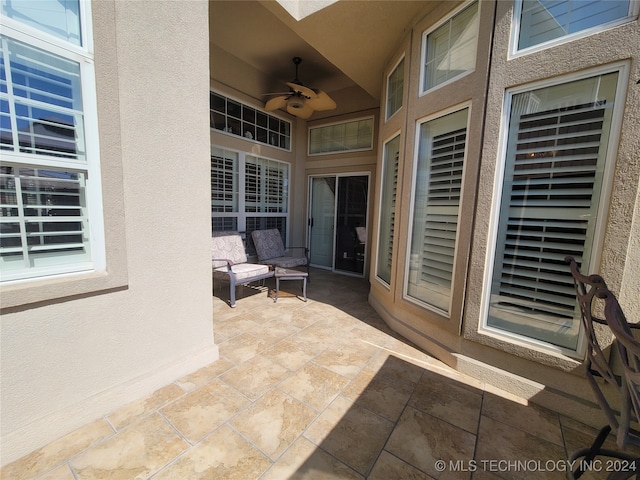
[
  {"xmin": 342, "ymin": 367, "xmax": 414, "ymax": 422},
  {"xmin": 261, "ymin": 437, "xmax": 363, "ymax": 480},
  {"xmin": 218, "ymin": 332, "xmax": 272, "ymax": 364},
  {"xmin": 368, "ymin": 450, "xmax": 433, "ymax": 480},
  {"xmin": 70, "ymin": 414, "xmax": 188, "ymax": 480},
  {"xmin": 474, "ymin": 415, "xmax": 567, "ymax": 480},
  {"xmin": 230, "ymin": 389, "xmax": 317, "ymax": 461},
  {"xmin": 312, "ymin": 339, "xmax": 380, "ymax": 379},
  {"xmin": 174, "ymin": 357, "xmax": 235, "ymax": 392},
  {"xmin": 278, "ymin": 362, "xmax": 350, "ymax": 412},
  {"xmin": 107, "ymin": 384, "xmax": 185, "ymax": 431},
  {"xmin": 33, "ymin": 463, "xmax": 75, "ymax": 480},
  {"xmin": 304, "ymin": 396, "xmax": 394, "ymax": 476},
  {"xmin": 385, "ymin": 406, "xmax": 476, "ymax": 480},
  {"xmin": 0, "ymin": 419, "xmax": 114, "ymax": 480},
  {"xmin": 482, "ymin": 392, "xmax": 564, "ymax": 447},
  {"xmin": 219, "ymin": 354, "xmax": 291, "ymax": 400},
  {"xmin": 160, "ymin": 379, "xmax": 250, "ymax": 444},
  {"xmin": 409, "ymin": 371, "xmax": 483, "ymax": 433},
  {"xmin": 260, "ymin": 335, "xmax": 327, "ymax": 371},
  {"xmin": 151, "ymin": 425, "xmax": 271, "ymax": 480}
]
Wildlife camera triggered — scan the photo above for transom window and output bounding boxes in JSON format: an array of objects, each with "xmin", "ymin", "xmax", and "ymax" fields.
[
  {"xmin": 483, "ymin": 67, "xmax": 624, "ymax": 354},
  {"xmin": 211, "ymin": 146, "xmax": 289, "ymax": 251},
  {"xmin": 421, "ymin": 1, "xmax": 479, "ymax": 93},
  {"xmin": 0, "ymin": 0, "xmax": 101, "ymax": 283},
  {"xmin": 308, "ymin": 117, "xmax": 374, "ymax": 155},
  {"xmin": 515, "ymin": 0, "xmax": 636, "ymax": 53},
  {"xmin": 386, "ymin": 58, "xmax": 404, "ymax": 120},
  {"xmin": 210, "ymin": 92, "xmax": 291, "ymax": 151}
]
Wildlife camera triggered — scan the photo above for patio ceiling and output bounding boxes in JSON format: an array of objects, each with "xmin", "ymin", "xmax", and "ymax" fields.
[{"xmin": 209, "ymin": 0, "xmax": 441, "ymax": 103}]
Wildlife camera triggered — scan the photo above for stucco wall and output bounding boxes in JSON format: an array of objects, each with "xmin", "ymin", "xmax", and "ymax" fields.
[
  {"xmin": 369, "ymin": 0, "xmax": 640, "ymax": 424},
  {"xmin": 0, "ymin": 0, "xmax": 217, "ymax": 465}
]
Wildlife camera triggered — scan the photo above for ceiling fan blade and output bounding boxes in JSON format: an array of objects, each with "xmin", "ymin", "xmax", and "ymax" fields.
[
  {"xmin": 265, "ymin": 95, "xmax": 289, "ymax": 112},
  {"xmin": 287, "ymin": 101, "xmax": 314, "ymax": 119},
  {"xmin": 305, "ymin": 90, "xmax": 336, "ymax": 111},
  {"xmin": 286, "ymin": 82, "xmax": 318, "ymax": 99}
]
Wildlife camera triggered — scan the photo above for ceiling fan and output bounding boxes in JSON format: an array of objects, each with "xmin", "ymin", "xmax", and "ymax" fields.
[{"xmin": 264, "ymin": 57, "xmax": 337, "ymax": 119}]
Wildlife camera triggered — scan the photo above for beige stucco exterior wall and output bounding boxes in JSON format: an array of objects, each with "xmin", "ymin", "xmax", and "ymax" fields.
[
  {"xmin": 369, "ymin": 0, "xmax": 640, "ymax": 425},
  {"xmin": 0, "ymin": 0, "xmax": 217, "ymax": 465}
]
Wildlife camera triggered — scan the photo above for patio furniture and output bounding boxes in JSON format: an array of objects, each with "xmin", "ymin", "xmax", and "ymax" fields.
[
  {"xmin": 251, "ymin": 229, "xmax": 310, "ymax": 279},
  {"xmin": 565, "ymin": 256, "xmax": 640, "ymax": 479},
  {"xmin": 273, "ymin": 267, "xmax": 308, "ymax": 303},
  {"xmin": 212, "ymin": 232, "xmax": 274, "ymax": 308}
]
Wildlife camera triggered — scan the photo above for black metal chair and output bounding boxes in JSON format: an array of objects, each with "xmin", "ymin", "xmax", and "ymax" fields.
[{"xmin": 566, "ymin": 256, "xmax": 640, "ymax": 479}]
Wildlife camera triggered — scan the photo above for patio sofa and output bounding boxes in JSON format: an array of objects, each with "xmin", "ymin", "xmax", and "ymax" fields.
[{"xmin": 212, "ymin": 232, "xmax": 274, "ymax": 307}]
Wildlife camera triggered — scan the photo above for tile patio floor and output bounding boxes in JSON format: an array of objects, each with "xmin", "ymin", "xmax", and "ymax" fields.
[{"xmin": 1, "ymin": 269, "xmax": 631, "ymax": 479}]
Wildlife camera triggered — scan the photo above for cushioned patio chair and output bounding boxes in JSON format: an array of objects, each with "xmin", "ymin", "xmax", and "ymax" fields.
[
  {"xmin": 251, "ymin": 229, "xmax": 310, "ymax": 280},
  {"xmin": 566, "ymin": 256, "xmax": 640, "ymax": 479},
  {"xmin": 212, "ymin": 232, "xmax": 274, "ymax": 308}
]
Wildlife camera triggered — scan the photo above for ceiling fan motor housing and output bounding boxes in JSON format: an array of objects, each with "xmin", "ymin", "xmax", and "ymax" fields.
[{"xmin": 287, "ymin": 97, "xmax": 305, "ymax": 109}]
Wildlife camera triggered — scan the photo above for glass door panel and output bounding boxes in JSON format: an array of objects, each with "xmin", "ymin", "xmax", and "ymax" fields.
[
  {"xmin": 309, "ymin": 177, "xmax": 335, "ymax": 268},
  {"xmin": 334, "ymin": 176, "xmax": 368, "ymax": 275}
]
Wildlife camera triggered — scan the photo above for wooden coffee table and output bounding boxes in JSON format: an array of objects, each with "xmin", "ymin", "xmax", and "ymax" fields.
[{"xmin": 274, "ymin": 267, "xmax": 308, "ymax": 303}]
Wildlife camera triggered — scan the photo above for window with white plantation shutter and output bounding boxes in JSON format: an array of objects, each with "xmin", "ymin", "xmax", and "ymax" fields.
[
  {"xmin": 487, "ymin": 70, "xmax": 621, "ymax": 351},
  {"xmin": 211, "ymin": 147, "xmax": 289, "ymax": 250},
  {"xmin": 0, "ymin": 2, "xmax": 100, "ymax": 283},
  {"xmin": 376, "ymin": 135, "xmax": 400, "ymax": 285},
  {"xmin": 407, "ymin": 108, "xmax": 468, "ymax": 312}
]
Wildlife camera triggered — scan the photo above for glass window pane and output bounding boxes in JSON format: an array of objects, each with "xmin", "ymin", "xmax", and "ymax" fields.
[
  {"xmin": 487, "ymin": 71, "xmax": 620, "ymax": 350},
  {"xmin": 386, "ymin": 58, "xmax": 404, "ymax": 119},
  {"xmin": 4, "ymin": 36, "xmax": 84, "ymax": 161},
  {"xmin": 407, "ymin": 109, "xmax": 468, "ymax": 312},
  {"xmin": 211, "ymin": 147, "xmax": 239, "ymax": 213},
  {"xmin": 423, "ymin": 2, "xmax": 478, "ymax": 91},
  {"xmin": 2, "ymin": 0, "xmax": 82, "ymax": 46},
  {"xmin": 376, "ymin": 135, "xmax": 400, "ymax": 284},
  {"xmin": 518, "ymin": 0, "xmax": 631, "ymax": 50}
]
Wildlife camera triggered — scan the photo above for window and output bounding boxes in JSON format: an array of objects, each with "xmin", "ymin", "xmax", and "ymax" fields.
[
  {"xmin": 421, "ymin": 1, "xmax": 479, "ymax": 93},
  {"xmin": 515, "ymin": 0, "xmax": 635, "ymax": 53},
  {"xmin": 376, "ymin": 134, "xmax": 400, "ymax": 285},
  {"xmin": 210, "ymin": 92, "xmax": 291, "ymax": 150},
  {"xmin": 308, "ymin": 117, "xmax": 374, "ymax": 155},
  {"xmin": 211, "ymin": 146, "xmax": 289, "ymax": 250},
  {"xmin": 0, "ymin": 0, "xmax": 101, "ymax": 283},
  {"xmin": 406, "ymin": 108, "xmax": 469, "ymax": 312},
  {"xmin": 386, "ymin": 58, "xmax": 404, "ymax": 120},
  {"xmin": 484, "ymin": 68, "xmax": 624, "ymax": 353}
]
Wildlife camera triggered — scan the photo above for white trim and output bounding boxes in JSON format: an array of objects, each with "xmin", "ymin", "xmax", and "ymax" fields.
[
  {"xmin": 478, "ymin": 62, "xmax": 630, "ymax": 359},
  {"xmin": 402, "ymin": 102, "xmax": 472, "ymax": 317},
  {"xmin": 510, "ymin": 0, "xmax": 639, "ymax": 60}
]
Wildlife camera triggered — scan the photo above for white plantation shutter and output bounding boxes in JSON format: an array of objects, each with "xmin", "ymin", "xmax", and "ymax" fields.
[
  {"xmin": 408, "ymin": 108, "xmax": 468, "ymax": 312},
  {"xmin": 488, "ymin": 69, "xmax": 621, "ymax": 351},
  {"xmin": 376, "ymin": 135, "xmax": 400, "ymax": 284},
  {"xmin": 420, "ymin": 127, "xmax": 465, "ymax": 288}
]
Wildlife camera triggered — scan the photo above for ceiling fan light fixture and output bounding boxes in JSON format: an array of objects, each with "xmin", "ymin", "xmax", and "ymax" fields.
[{"xmin": 287, "ymin": 97, "xmax": 305, "ymax": 109}]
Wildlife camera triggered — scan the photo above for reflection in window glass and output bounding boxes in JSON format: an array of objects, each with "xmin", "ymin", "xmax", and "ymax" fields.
[
  {"xmin": 423, "ymin": 2, "xmax": 479, "ymax": 92},
  {"xmin": 487, "ymin": 71, "xmax": 620, "ymax": 351},
  {"xmin": 1, "ymin": 0, "xmax": 82, "ymax": 46},
  {"xmin": 386, "ymin": 58, "xmax": 404, "ymax": 120},
  {"xmin": 407, "ymin": 108, "xmax": 468, "ymax": 312},
  {"xmin": 518, "ymin": 0, "xmax": 631, "ymax": 50}
]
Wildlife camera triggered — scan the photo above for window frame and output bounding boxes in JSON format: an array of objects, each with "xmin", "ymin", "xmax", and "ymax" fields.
[
  {"xmin": 375, "ymin": 131, "xmax": 401, "ymax": 288},
  {"xmin": 307, "ymin": 116, "xmax": 375, "ymax": 156},
  {"xmin": 510, "ymin": 0, "xmax": 639, "ymax": 59},
  {"xmin": 0, "ymin": 3, "xmax": 105, "ymax": 284},
  {"xmin": 479, "ymin": 62, "xmax": 629, "ymax": 358},
  {"xmin": 385, "ymin": 56, "xmax": 405, "ymax": 121},
  {"xmin": 419, "ymin": 0, "xmax": 480, "ymax": 96},
  {"xmin": 403, "ymin": 103, "xmax": 472, "ymax": 316}
]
